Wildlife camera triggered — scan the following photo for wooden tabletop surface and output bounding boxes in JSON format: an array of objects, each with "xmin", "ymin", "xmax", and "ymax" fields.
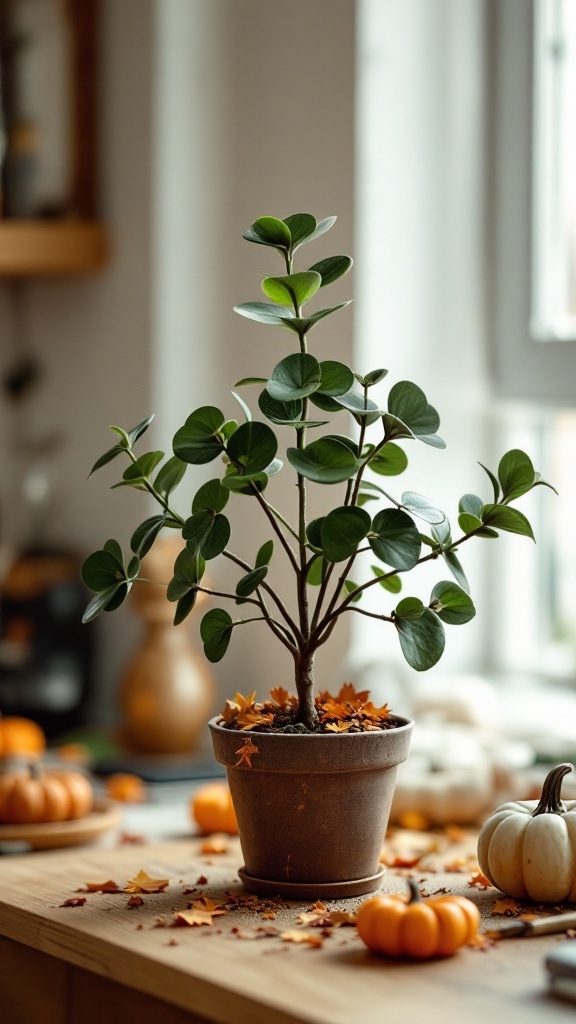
[{"xmin": 0, "ymin": 827, "xmax": 575, "ymax": 1024}]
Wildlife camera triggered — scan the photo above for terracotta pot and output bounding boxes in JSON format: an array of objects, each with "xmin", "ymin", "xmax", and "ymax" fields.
[{"xmin": 209, "ymin": 715, "xmax": 413, "ymax": 899}]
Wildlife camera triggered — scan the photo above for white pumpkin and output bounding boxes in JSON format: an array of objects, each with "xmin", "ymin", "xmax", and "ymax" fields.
[{"xmin": 477, "ymin": 763, "xmax": 576, "ymax": 903}]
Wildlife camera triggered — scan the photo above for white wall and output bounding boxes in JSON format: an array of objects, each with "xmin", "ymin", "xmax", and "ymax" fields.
[{"xmin": 0, "ymin": 0, "xmax": 357, "ymax": 719}]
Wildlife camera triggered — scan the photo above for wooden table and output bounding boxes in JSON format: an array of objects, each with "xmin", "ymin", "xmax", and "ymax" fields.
[{"xmin": 1, "ymin": 830, "xmax": 575, "ymax": 1024}]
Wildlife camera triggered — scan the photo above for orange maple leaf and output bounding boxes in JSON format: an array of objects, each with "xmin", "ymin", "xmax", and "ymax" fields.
[
  {"xmin": 269, "ymin": 686, "xmax": 296, "ymax": 708},
  {"xmin": 491, "ymin": 897, "xmax": 521, "ymax": 916},
  {"xmin": 220, "ymin": 700, "xmax": 239, "ymax": 725},
  {"xmin": 82, "ymin": 879, "xmax": 120, "ymax": 893},
  {"xmin": 235, "ymin": 736, "xmax": 259, "ymax": 768},
  {"xmin": 469, "ymin": 871, "xmax": 492, "ymax": 889},
  {"xmin": 280, "ymin": 929, "xmax": 324, "ymax": 948},
  {"xmin": 235, "ymin": 708, "xmax": 274, "ymax": 731},
  {"xmin": 173, "ymin": 909, "xmax": 215, "ymax": 927},
  {"xmin": 338, "ymin": 683, "xmax": 370, "ymax": 705},
  {"xmin": 324, "ymin": 721, "xmax": 352, "ymax": 733},
  {"xmin": 233, "ymin": 691, "xmax": 257, "ymax": 711},
  {"xmin": 320, "ymin": 701, "xmax": 351, "ymax": 722},
  {"xmin": 190, "ymin": 895, "xmax": 226, "ymax": 915},
  {"xmin": 125, "ymin": 869, "xmax": 169, "ymax": 894},
  {"xmin": 358, "ymin": 701, "xmax": 390, "ymax": 722}
]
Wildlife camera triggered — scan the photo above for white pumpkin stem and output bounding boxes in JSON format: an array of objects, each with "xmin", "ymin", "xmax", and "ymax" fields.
[{"xmin": 532, "ymin": 762, "xmax": 574, "ymax": 817}]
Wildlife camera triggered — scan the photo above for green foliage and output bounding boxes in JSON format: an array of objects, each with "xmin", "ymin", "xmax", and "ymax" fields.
[{"xmin": 82, "ymin": 209, "xmax": 556, "ymax": 719}]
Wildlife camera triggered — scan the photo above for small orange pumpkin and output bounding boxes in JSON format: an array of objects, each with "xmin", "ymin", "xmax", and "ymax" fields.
[
  {"xmin": 105, "ymin": 773, "xmax": 147, "ymax": 803},
  {"xmin": 356, "ymin": 880, "xmax": 480, "ymax": 959},
  {"xmin": 191, "ymin": 781, "xmax": 238, "ymax": 835},
  {"xmin": 0, "ymin": 717, "xmax": 46, "ymax": 759},
  {"xmin": 0, "ymin": 764, "xmax": 94, "ymax": 824}
]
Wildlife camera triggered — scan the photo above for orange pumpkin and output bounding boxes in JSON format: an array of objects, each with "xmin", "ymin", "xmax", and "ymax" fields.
[
  {"xmin": 191, "ymin": 781, "xmax": 238, "ymax": 835},
  {"xmin": 356, "ymin": 880, "xmax": 480, "ymax": 959},
  {"xmin": 0, "ymin": 764, "xmax": 94, "ymax": 824},
  {"xmin": 0, "ymin": 717, "xmax": 46, "ymax": 759},
  {"xmin": 105, "ymin": 773, "xmax": 147, "ymax": 803}
]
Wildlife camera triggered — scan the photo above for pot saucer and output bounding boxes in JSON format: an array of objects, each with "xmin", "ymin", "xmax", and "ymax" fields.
[{"xmin": 238, "ymin": 865, "xmax": 386, "ymax": 900}]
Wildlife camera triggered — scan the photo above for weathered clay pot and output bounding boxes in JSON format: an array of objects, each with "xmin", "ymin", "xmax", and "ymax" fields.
[{"xmin": 209, "ymin": 715, "xmax": 413, "ymax": 899}]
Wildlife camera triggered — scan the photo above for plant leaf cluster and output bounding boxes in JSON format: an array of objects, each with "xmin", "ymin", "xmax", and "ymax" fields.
[{"xmin": 82, "ymin": 212, "xmax": 556, "ymax": 728}]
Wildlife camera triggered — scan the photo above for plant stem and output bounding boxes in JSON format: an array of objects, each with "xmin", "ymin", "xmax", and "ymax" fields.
[
  {"xmin": 248, "ymin": 482, "xmax": 300, "ymax": 573},
  {"xmin": 125, "ymin": 451, "xmax": 185, "ymax": 526},
  {"xmin": 222, "ymin": 550, "xmax": 301, "ymax": 640},
  {"xmin": 260, "ymin": 499, "xmax": 300, "ymax": 541}
]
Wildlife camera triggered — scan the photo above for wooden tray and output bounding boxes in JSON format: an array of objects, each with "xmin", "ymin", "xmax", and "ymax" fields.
[{"xmin": 0, "ymin": 799, "xmax": 122, "ymax": 850}]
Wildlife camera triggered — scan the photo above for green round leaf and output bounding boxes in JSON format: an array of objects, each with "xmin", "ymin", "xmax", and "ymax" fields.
[
  {"xmin": 236, "ymin": 566, "xmax": 269, "ymax": 598},
  {"xmin": 371, "ymin": 565, "xmax": 402, "ymax": 594},
  {"xmin": 82, "ymin": 550, "xmax": 124, "ymax": 593},
  {"xmin": 104, "ymin": 582, "xmax": 129, "ymax": 613},
  {"xmin": 321, "ymin": 506, "xmax": 371, "ymax": 562},
  {"xmin": 480, "ymin": 504, "xmax": 535, "ymax": 540},
  {"xmin": 89, "ymin": 443, "xmax": 125, "ymax": 477},
  {"xmin": 258, "ymin": 390, "xmax": 303, "ymax": 425},
  {"xmin": 192, "ymin": 479, "xmax": 229, "ymax": 515},
  {"xmin": 201, "ymin": 608, "xmax": 234, "ymax": 663},
  {"xmin": 441, "ymin": 549, "xmax": 470, "ymax": 594},
  {"xmin": 395, "ymin": 597, "xmax": 424, "ymax": 621},
  {"xmin": 387, "ymin": 381, "xmax": 444, "ymax": 448},
  {"xmin": 401, "ymin": 491, "xmax": 445, "ymax": 526},
  {"xmin": 153, "ymin": 456, "xmax": 187, "ymax": 497},
  {"xmin": 363, "ymin": 368, "xmax": 388, "ymax": 387},
  {"xmin": 318, "ymin": 360, "xmax": 354, "ymax": 397},
  {"xmin": 430, "ymin": 581, "xmax": 476, "ymax": 625},
  {"xmin": 308, "ymin": 255, "xmax": 353, "ymax": 287},
  {"xmin": 306, "ymin": 517, "xmax": 325, "ymax": 551},
  {"xmin": 234, "ymin": 302, "xmax": 294, "ymax": 326},
  {"xmin": 82, "ymin": 583, "xmax": 123, "ymax": 623},
  {"xmin": 122, "ymin": 450, "xmax": 164, "ymax": 483},
  {"xmin": 369, "ymin": 509, "xmax": 421, "ymax": 570},
  {"xmin": 459, "ymin": 493, "xmax": 484, "ymax": 519},
  {"xmin": 184, "ymin": 511, "xmax": 230, "ymax": 560},
  {"xmin": 283, "ymin": 213, "xmax": 317, "ymax": 246},
  {"xmin": 226, "ymin": 421, "xmax": 278, "ymax": 475},
  {"xmin": 267, "ymin": 354, "xmax": 322, "ymax": 402},
  {"xmin": 306, "ymin": 555, "xmax": 326, "ymax": 585},
  {"xmin": 130, "ymin": 516, "xmax": 168, "ymax": 557},
  {"xmin": 395, "ymin": 607, "xmax": 446, "ymax": 671},
  {"xmin": 366, "ymin": 443, "xmax": 408, "ymax": 477},
  {"xmin": 174, "ymin": 589, "xmax": 198, "ymax": 626},
  {"xmin": 261, "ymin": 271, "xmax": 322, "ymax": 309},
  {"xmin": 287, "ymin": 437, "xmax": 358, "ymax": 484},
  {"xmin": 251, "ymin": 216, "xmax": 291, "ymax": 249},
  {"xmin": 334, "ymin": 393, "xmax": 383, "ymax": 419},
  {"xmin": 173, "ymin": 407, "xmax": 225, "ymax": 464},
  {"xmin": 497, "ymin": 449, "xmax": 536, "ymax": 501},
  {"xmin": 103, "ymin": 539, "xmax": 123, "ymax": 566}
]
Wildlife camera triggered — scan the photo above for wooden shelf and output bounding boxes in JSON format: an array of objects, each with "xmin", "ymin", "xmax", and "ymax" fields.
[{"xmin": 0, "ymin": 220, "xmax": 109, "ymax": 277}]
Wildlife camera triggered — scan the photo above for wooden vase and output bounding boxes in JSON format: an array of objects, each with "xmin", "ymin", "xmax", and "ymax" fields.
[{"xmin": 119, "ymin": 538, "xmax": 214, "ymax": 755}]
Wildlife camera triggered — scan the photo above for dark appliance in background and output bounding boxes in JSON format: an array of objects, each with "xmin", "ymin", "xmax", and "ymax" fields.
[{"xmin": 0, "ymin": 547, "xmax": 93, "ymax": 739}]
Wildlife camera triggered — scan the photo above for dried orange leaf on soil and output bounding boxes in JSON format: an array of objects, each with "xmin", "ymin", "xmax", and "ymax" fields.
[
  {"xmin": 234, "ymin": 691, "xmax": 257, "ymax": 711},
  {"xmin": 190, "ymin": 896, "xmax": 226, "ymax": 915},
  {"xmin": 281, "ymin": 929, "xmax": 324, "ymax": 948},
  {"xmin": 359, "ymin": 701, "xmax": 390, "ymax": 722},
  {"xmin": 60, "ymin": 897, "xmax": 86, "ymax": 907},
  {"xmin": 174, "ymin": 909, "xmax": 216, "ymax": 927},
  {"xmin": 235, "ymin": 736, "xmax": 259, "ymax": 769},
  {"xmin": 127, "ymin": 895, "xmax": 144, "ymax": 908},
  {"xmin": 235, "ymin": 709, "xmax": 274, "ymax": 731},
  {"xmin": 125, "ymin": 869, "xmax": 169, "ymax": 894},
  {"xmin": 491, "ymin": 897, "xmax": 521, "ymax": 916},
  {"xmin": 200, "ymin": 835, "xmax": 228, "ymax": 854},
  {"xmin": 320, "ymin": 701, "xmax": 351, "ymax": 722},
  {"xmin": 324, "ymin": 722, "xmax": 352, "ymax": 733},
  {"xmin": 220, "ymin": 700, "xmax": 239, "ymax": 725},
  {"xmin": 269, "ymin": 687, "xmax": 296, "ymax": 708},
  {"xmin": 82, "ymin": 879, "xmax": 120, "ymax": 893},
  {"xmin": 337, "ymin": 683, "xmax": 371, "ymax": 706}
]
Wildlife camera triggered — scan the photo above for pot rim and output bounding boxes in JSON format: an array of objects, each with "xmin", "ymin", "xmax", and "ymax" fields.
[{"xmin": 208, "ymin": 713, "xmax": 413, "ymax": 739}]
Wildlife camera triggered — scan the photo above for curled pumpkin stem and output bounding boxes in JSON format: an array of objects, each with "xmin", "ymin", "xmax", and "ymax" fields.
[{"xmin": 533, "ymin": 762, "xmax": 574, "ymax": 817}]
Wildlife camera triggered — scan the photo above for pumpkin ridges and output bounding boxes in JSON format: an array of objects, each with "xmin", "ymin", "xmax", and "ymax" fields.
[
  {"xmin": 399, "ymin": 902, "xmax": 439, "ymax": 959},
  {"xmin": 433, "ymin": 902, "xmax": 469, "ymax": 957},
  {"xmin": 485, "ymin": 815, "xmax": 529, "ymax": 899},
  {"xmin": 522, "ymin": 814, "xmax": 572, "ymax": 903},
  {"xmin": 0, "ymin": 766, "xmax": 94, "ymax": 824}
]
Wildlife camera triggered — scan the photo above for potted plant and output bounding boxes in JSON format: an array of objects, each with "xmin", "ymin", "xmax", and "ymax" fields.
[{"xmin": 81, "ymin": 212, "xmax": 554, "ymax": 899}]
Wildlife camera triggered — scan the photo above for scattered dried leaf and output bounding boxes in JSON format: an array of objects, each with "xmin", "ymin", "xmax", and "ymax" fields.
[
  {"xmin": 125, "ymin": 870, "xmax": 169, "ymax": 894},
  {"xmin": 468, "ymin": 933, "xmax": 499, "ymax": 951},
  {"xmin": 469, "ymin": 872, "xmax": 492, "ymax": 889},
  {"xmin": 491, "ymin": 897, "xmax": 521, "ymax": 916},
  {"xmin": 190, "ymin": 896, "xmax": 226, "ymax": 916},
  {"xmin": 60, "ymin": 897, "xmax": 86, "ymax": 908},
  {"xmin": 119, "ymin": 832, "xmax": 146, "ymax": 845},
  {"xmin": 196, "ymin": 875, "xmax": 208, "ymax": 886},
  {"xmin": 200, "ymin": 836, "xmax": 228, "ymax": 855},
  {"xmin": 81, "ymin": 880, "xmax": 120, "ymax": 894},
  {"xmin": 127, "ymin": 895, "xmax": 144, "ymax": 909},
  {"xmin": 281, "ymin": 929, "xmax": 324, "ymax": 948},
  {"xmin": 173, "ymin": 909, "xmax": 215, "ymax": 927}
]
